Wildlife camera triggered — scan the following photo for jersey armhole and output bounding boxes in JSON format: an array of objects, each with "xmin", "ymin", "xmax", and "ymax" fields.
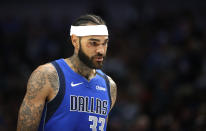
[{"xmin": 45, "ymin": 61, "xmax": 66, "ymax": 123}]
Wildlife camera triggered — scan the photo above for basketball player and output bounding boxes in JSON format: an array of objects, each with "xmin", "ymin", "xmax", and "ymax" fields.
[{"xmin": 17, "ymin": 14, "xmax": 117, "ymax": 131}]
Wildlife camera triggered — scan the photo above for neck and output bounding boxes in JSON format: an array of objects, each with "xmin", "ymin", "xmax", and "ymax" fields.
[{"xmin": 67, "ymin": 54, "xmax": 96, "ymax": 80}]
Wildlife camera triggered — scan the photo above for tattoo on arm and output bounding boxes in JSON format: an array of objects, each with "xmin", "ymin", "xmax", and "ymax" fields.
[
  {"xmin": 106, "ymin": 76, "xmax": 117, "ymax": 123},
  {"xmin": 48, "ymin": 71, "xmax": 59, "ymax": 94},
  {"xmin": 26, "ymin": 69, "xmax": 46, "ymax": 100},
  {"xmin": 17, "ymin": 100, "xmax": 44, "ymax": 131},
  {"xmin": 108, "ymin": 76, "xmax": 117, "ymax": 110},
  {"xmin": 17, "ymin": 65, "xmax": 56, "ymax": 131}
]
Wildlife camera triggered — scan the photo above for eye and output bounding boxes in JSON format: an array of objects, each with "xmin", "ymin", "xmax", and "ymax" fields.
[
  {"xmin": 103, "ymin": 42, "xmax": 107, "ymax": 46},
  {"xmin": 90, "ymin": 41, "xmax": 98, "ymax": 46}
]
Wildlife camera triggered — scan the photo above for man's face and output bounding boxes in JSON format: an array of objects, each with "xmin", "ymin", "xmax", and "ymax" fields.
[{"xmin": 78, "ymin": 35, "xmax": 108, "ymax": 69}]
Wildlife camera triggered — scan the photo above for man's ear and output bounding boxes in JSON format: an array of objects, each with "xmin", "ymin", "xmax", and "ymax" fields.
[{"xmin": 71, "ymin": 35, "xmax": 80, "ymax": 51}]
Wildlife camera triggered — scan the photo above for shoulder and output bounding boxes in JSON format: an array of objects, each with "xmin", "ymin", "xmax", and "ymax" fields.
[
  {"xmin": 27, "ymin": 63, "xmax": 59, "ymax": 101},
  {"xmin": 38, "ymin": 63, "xmax": 58, "ymax": 83},
  {"xmin": 107, "ymin": 75, "xmax": 117, "ymax": 98},
  {"xmin": 107, "ymin": 75, "xmax": 116, "ymax": 89},
  {"xmin": 98, "ymin": 70, "xmax": 117, "ymax": 90},
  {"xmin": 30, "ymin": 63, "xmax": 58, "ymax": 89},
  {"xmin": 35, "ymin": 63, "xmax": 56, "ymax": 73}
]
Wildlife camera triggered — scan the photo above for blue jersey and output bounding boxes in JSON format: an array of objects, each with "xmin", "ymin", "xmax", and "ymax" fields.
[{"xmin": 38, "ymin": 59, "xmax": 111, "ymax": 131}]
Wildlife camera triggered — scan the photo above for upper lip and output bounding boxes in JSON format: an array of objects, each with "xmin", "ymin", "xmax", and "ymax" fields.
[
  {"xmin": 95, "ymin": 56, "xmax": 104, "ymax": 60},
  {"xmin": 96, "ymin": 56, "xmax": 103, "ymax": 59}
]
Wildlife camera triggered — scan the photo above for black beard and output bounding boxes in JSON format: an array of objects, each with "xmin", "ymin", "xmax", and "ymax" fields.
[{"xmin": 78, "ymin": 44, "xmax": 104, "ymax": 69}]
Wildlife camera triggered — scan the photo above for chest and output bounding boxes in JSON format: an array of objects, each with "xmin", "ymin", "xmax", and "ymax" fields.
[{"xmin": 63, "ymin": 76, "xmax": 110, "ymax": 116}]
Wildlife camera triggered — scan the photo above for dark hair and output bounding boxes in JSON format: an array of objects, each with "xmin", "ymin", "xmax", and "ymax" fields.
[{"xmin": 72, "ymin": 14, "xmax": 106, "ymax": 26}]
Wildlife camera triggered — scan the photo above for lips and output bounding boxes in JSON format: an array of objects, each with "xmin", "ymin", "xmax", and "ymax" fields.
[{"xmin": 95, "ymin": 56, "xmax": 104, "ymax": 62}]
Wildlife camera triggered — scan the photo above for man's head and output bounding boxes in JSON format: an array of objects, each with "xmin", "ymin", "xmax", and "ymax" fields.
[{"xmin": 70, "ymin": 14, "xmax": 108, "ymax": 69}]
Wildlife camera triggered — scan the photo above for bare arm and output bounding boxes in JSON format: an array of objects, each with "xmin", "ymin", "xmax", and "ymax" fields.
[
  {"xmin": 108, "ymin": 76, "xmax": 117, "ymax": 110},
  {"xmin": 17, "ymin": 64, "xmax": 58, "ymax": 131},
  {"xmin": 106, "ymin": 76, "xmax": 117, "ymax": 123}
]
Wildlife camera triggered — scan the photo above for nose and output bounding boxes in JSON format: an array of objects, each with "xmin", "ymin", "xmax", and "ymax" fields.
[{"xmin": 96, "ymin": 45, "xmax": 105, "ymax": 54}]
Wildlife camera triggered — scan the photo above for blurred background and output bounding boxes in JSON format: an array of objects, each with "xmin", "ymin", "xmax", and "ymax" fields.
[{"xmin": 0, "ymin": 0, "xmax": 206, "ymax": 130}]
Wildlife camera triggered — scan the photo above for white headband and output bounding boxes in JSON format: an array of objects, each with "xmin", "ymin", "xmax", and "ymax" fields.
[{"xmin": 70, "ymin": 25, "xmax": 108, "ymax": 36}]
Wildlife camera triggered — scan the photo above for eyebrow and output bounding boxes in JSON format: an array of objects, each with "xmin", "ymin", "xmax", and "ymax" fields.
[
  {"xmin": 88, "ymin": 38, "xmax": 100, "ymax": 42},
  {"xmin": 88, "ymin": 38, "xmax": 109, "ymax": 43}
]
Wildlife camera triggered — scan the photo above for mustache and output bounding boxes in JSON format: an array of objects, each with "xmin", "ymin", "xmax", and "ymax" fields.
[{"xmin": 95, "ymin": 53, "xmax": 105, "ymax": 57}]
